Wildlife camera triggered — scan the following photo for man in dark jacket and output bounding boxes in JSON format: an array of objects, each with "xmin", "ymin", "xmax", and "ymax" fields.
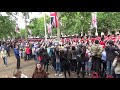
[
  {"xmin": 13, "ymin": 45, "xmax": 21, "ymax": 69},
  {"xmin": 105, "ymin": 40, "xmax": 119, "ymax": 76},
  {"xmin": 71, "ymin": 46, "xmax": 77, "ymax": 72},
  {"xmin": 60, "ymin": 50, "xmax": 71, "ymax": 78},
  {"xmin": 76, "ymin": 46, "xmax": 86, "ymax": 78},
  {"xmin": 43, "ymin": 49, "xmax": 50, "ymax": 72},
  {"xmin": 6, "ymin": 44, "xmax": 10, "ymax": 57}
]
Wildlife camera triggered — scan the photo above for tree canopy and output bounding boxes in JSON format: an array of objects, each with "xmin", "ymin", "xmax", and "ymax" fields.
[
  {"xmin": 0, "ymin": 12, "xmax": 120, "ymax": 39},
  {"xmin": 0, "ymin": 16, "xmax": 16, "ymax": 39}
]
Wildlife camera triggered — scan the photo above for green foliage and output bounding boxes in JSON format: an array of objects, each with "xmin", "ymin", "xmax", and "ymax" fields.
[
  {"xmin": 29, "ymin": 17, "xmax": 44, "ymax": 37},
  {"xmin": 60, "ymin": 12, "xmax": 120, "ymax": 35},
  {"xmin": 60, "ymin": 12, "xmax": 91, "ymax": 35},
  {"xmin": 20, "ymin": 29, "xmax": 26, "ymax": 38},
  {"xmin": 29, "ymin": 16, "xmax": 56, "ymax": 38},
  {"xmin": 0, "ymin": 16, "xmax": 16, "ymax": 39},
  {"xmin": 1, "ymin": 12, "xmax": 120, "ymax": 39}
]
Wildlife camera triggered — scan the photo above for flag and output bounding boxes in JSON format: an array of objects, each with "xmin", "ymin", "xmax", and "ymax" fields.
[
  {"xmin": 47, "ymin": 24, "xmax": 52, "ymax": 33},
  {"xmin": 50, "ymin": 12, "xmax": 58, "ymax": 28},
  {"xmin": 15, "ymin": 25, "xmax": 20, "ymax": 33},
  {"xmin": 92, "ymin": 12, "xmax": 97, "ymax": 28}
]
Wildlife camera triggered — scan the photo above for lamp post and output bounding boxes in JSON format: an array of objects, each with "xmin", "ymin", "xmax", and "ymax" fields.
[
  {"xmin": 57, "ymin": 12, "xmax": 60, "ymax": 41},
  {"xmin": 25, "ymin": 14, "xmax": 28, "ymax": 41},
  {"xmin": 94, "ymin": 12, "xmax": 98, "ymax": 36},
  {"xmin": 44, "ymin": 12, "xmax": 47, "ymax": 42}
]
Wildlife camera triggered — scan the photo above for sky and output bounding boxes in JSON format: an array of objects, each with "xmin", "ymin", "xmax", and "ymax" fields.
[{"xmin": 1, "ymin": 12, "xmax": 50, "ymax": 29}]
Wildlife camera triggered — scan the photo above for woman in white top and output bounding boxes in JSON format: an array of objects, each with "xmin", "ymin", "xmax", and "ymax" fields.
[
  {"xmin": 13, "ymin": 69, "xmax": 28, "ymax": 78},
  {"xmin": 0, "ymin": 48, "xmax": 8, "ymax": 67},
  {"xmin": 112, "ymin": 54, "xmax": 120, "ymax": 78}
]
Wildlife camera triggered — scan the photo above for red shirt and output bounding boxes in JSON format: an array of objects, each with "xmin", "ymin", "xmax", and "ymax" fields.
[
  {"xmin": 96, "ymin": 37, "xmax": 101, "ymax": 41},
  {"xmin": 100, "ymin": 41, "xmax": 105, "ymax": 45},
  {"xmin": 91, "ymin": 38, "xmax": 95, "ymax": 42},
  {"xmin": 100, "ymin": 41, "xmax": 105, "ymax": 48},
  {"xmin": 81, "ymin": 39, "xmax": 84, "ymax": 42},
  {"xmin": 67, "ymin": 38, "xmax": 70, "ymax": 43},
  {"xmin": 75, "ymin": 38, "xmax": 78, "ymax": 43},
  {"xmin": 26, "ymin": 47, "xmax": 31, "ymax": 54},
  {"xmin": 61, "ymin": 38, "xmax": 64, "ymax": 43},
  {"xmin": 86, "ymin": 39, "xmax": 89, "ymax": 42}
]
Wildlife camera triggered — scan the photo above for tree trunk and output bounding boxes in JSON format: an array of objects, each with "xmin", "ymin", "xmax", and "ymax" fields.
[
  {"xmin": 25, "ymin": 15, "xmax": 27, "ymax": 40},
  {"xmin": 44, "ymin": 13, "xmax": 47, "ymax": 42}
]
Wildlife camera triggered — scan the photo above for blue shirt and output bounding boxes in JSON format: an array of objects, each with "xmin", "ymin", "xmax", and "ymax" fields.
[
  {"xmin": 101, "ymin": 50, "xmax": 106, "ymax": 61},
  {"xmin": 47, "ymin": 48, "xmax": 52, "ymax": 57},
  {"xmin": 13, "ymin": 48, "xmax": 20, "ymax": 59}
]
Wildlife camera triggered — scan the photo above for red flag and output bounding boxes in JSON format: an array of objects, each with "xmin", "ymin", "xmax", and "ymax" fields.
[{"xmin": 50, "ymin": 12, "xmax": 58, "ymax": 28}]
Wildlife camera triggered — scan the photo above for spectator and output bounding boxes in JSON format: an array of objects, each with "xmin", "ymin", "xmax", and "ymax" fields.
[
  {"xmin": 13, "ymin": 69, "xmax": 28, "ymax": 78},
  {"xmin": 112, "ymin": 54, "xmax": 120, "ymax": 78},
  {"xmin": 0, "ymin": 48, "xmax": 8, "ymax": 67},
  {"xmin": 105, "ymin": 40, "xmax": 119, "ymax": 76},
  {"xmin": 54, "ymin": 47, "xmax": 62, "ymax": 76},
  {"xmin": 25, "ymin": 45, "xmax": 31, "ymax": 60},
  {"xmin": 32, "ymin": 63, "xmax": 48, "ymax": 78},
  {"xmin": 91, "ymin": 40, "xmax": 103, "ymax": 76},
  {"xmin": 13, "ymin": 45, "xmax": 21, "ymax": 69},
  {"xmin": 60, "ymin": 50, "xmax": 71, "ymax": 78}
]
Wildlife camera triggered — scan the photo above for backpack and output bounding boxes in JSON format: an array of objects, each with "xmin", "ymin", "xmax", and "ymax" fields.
[{"xmin": 91, "ymin": 45, "xmax": 102, "ymax": 58}]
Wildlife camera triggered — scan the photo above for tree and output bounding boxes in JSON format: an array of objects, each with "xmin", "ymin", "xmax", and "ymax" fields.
[
  {"xmin": 59, "ymin": 12, "xmax": 91, "ymax": 35},
  {"xmin": 29, "ymin": 15, "xmax": 55, "ymax": 38},
  {"xmin": 3, "ymin": 12, "xmax": 120, "ymax": 40},
  {"xmin": 0, "ymin": 16, "xmax": 16, "ymax": 39}
]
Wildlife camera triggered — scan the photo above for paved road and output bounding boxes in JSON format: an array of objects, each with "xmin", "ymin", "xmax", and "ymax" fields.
[{"xmin": 0, "ymin": 50, "xmax": 91, "ymax": 78}]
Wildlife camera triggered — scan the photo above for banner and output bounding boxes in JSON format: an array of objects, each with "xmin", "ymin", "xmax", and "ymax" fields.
[{"xmin": 92, "ymin": 12, "xmax": 97, "ymax": 28}]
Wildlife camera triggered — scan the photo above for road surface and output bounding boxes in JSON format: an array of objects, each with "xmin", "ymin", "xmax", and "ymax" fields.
[{"xmin": 0, "ymin": 50, "xmax": 91, "ymax": 78}]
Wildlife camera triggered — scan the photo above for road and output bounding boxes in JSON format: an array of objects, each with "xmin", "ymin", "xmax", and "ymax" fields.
[{"xmin": 0, "ymin": 50, "xmax": 91, "ymax": 78}]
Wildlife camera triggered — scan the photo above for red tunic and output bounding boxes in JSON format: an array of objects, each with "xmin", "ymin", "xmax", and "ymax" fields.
[
  {"xmin": 91, "ymin": 38, "xmax": 95, "ymax": 42},
  {"xmin": 100, "ymin": 41, "xmax": 105, "ymax": 48}
]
